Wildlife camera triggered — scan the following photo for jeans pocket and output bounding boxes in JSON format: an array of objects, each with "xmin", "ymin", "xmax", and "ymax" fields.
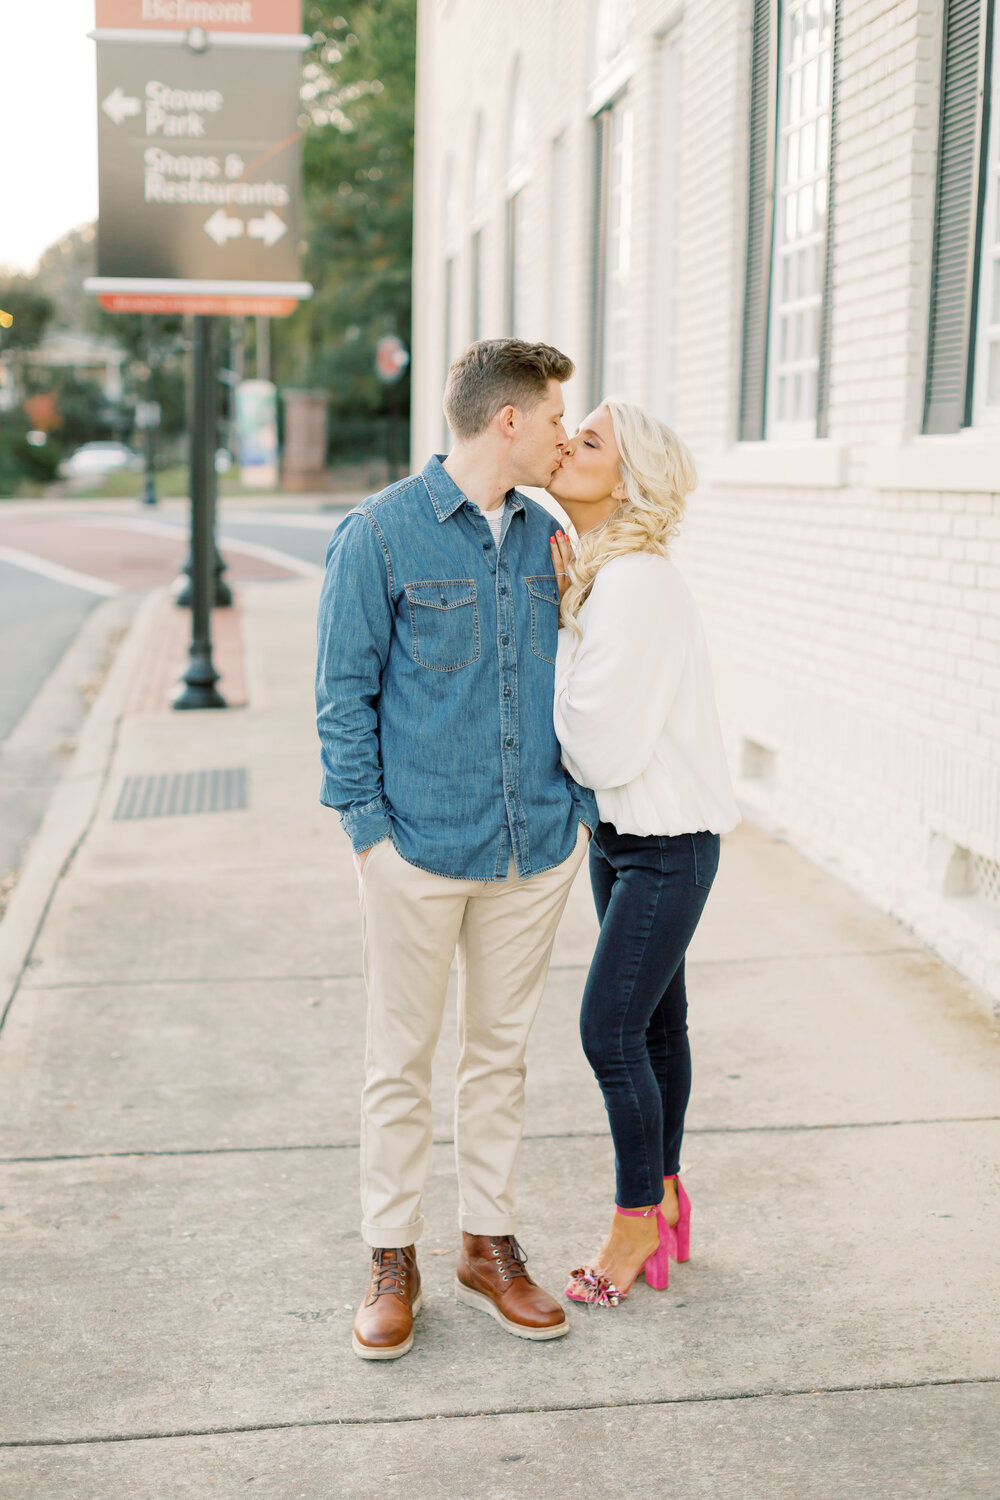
[
  {"xmin": 690, "ymin": 831, "xmax": 720, "ymax": 891},
  {"xmin": 405, "ymin": 580, "xmax": 480, "ymax": 670}
]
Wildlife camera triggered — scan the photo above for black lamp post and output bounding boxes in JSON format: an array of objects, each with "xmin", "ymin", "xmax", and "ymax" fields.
[{"xmin": 173, "ymin": 315, "xmax": 226, "ymax": 711}]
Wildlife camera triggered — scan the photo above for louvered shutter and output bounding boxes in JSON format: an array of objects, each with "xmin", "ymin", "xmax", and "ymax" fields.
[
  {"xmin": 590, "ymin": 108, "xmax": 611, "ymax": 407},
  {"xmin": 923, "ymin": 0, "xmax": 993, "ymax": 434},
  {"xmin": 739, "ymin": 0, "xmax": 779, "ymax": 441},
  {"xmin": 816, "ymin": 3, "xmax": 842, "ymax": 438}
]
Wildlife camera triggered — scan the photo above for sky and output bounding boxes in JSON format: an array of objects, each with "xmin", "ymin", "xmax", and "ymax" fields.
[{"xmin": 1, "ymin": 3, "xmax": 98, "ymax": 275}]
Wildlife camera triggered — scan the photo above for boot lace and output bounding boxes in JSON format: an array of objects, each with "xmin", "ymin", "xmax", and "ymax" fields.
[
  {"xmin": 488, "ymin": 1235, "xmax": 529, "ymax": 1284},
  {"xmin": 370, "ymin": 1246, "xmax": 413, "ymax": 1299}
]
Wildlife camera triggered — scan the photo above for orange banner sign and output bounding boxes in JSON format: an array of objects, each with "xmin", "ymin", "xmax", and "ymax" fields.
[
  {"xmin": 94, "ymin": 0, "xmax": 302, "ymax": 33},
  {"xmin": 98, "ymin": 292, "xmax": 299, "ymax": 316}
]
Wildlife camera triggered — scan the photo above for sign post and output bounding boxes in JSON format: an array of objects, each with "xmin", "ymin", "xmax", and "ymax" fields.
[{"xmin": 86, "ymin": 0, "xmax": 312, "ymax": 709}]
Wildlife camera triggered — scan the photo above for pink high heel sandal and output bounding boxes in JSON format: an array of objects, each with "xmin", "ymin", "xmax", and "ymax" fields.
[
  {"xmin": 565, "ymin": 1204, "xmax": 674, "ymax": 1307},
  {"xmin": 664, "ymin": 1173, "xmax": 691, "ymax": 1262}
]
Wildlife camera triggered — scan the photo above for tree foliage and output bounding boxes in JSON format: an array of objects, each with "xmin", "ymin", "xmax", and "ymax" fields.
[
  {"xmin": 3, "ymin": 3, "xmax": 417, "ymax": 486},
  {"xmin": 274, "ymin": 0, "xmax": 416, "ymax": 446},
  {"xmin": 0, "ymin": 280, "xmax": 55, "ymax": 352}
]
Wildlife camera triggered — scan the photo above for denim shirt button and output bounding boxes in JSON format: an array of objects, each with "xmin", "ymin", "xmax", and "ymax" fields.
[
  {"xmin": 503, "ymin": 686, "xmax": 511, "ymax": 697},
  {"xmin": 502, "ymin": 635, "xmax": 509, "ymax": 646},
  {"xmin": 505, "ymin": 737, "xmax": 513, "ymax": 747}
]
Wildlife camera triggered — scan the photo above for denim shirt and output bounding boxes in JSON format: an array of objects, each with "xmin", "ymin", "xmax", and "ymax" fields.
[{"xmin": 315, "ymin": 456, "xmax": 597, "ymax": 880}]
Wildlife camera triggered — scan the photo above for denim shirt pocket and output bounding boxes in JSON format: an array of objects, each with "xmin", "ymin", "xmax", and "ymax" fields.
[
  {"xmin": 525, "ymin": 575, "xmax": 560, "ymax": 664},
  {"xmin": 404, "ymin": 579, "xmax": 481, "ymax": 671}
]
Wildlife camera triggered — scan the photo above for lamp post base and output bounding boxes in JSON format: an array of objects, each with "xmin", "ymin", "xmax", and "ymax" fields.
[{"xmin": 172, "ymin": 653, "xmax": 226, "ymax": 711}]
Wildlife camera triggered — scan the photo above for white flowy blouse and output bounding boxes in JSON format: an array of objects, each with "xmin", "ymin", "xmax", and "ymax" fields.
[{"xmin": 553, "ymin": 551, "xmax": 741, "ymax": 838}]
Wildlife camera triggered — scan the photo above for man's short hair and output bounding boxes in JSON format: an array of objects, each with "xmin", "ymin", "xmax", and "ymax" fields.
[{"xmin": 443, "ymin": 339, "xmax": 574, "ymax": 440}]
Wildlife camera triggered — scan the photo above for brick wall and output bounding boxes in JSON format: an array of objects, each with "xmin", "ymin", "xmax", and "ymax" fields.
[{"xmin": 413, "ymin": 0, "xmax": 1000, "ymax": 1012}]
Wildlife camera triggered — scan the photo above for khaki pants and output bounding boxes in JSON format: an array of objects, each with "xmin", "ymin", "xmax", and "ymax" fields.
[{"xmin": 356, "ymin": 828, "xmax": 588, "ymax": 1247}]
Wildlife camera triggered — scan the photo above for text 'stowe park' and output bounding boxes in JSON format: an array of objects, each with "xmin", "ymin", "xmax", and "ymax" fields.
[{"xmin": 85, "ymin": 0, "xmax": 311, "ymax": 708}]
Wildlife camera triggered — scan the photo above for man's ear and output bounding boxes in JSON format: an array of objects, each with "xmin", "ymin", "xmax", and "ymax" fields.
[{"xmin": 496, "ymin": 403, "xmax": 518, "ymax": 438}]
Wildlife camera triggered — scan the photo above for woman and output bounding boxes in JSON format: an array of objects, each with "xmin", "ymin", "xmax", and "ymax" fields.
[{"xmin": 547, "ymin": 399, "xmax": 740, "ymax": 1307}]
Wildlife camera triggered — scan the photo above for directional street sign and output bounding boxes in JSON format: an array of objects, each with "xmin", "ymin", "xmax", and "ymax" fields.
[
  {"xmin": 86, "ymin": 0, "xmax": 311, "ymax": 317},
  {"xmin": 90, "ymin": 41, "xmax": 307, "ymax": 309},
  {"xmin": 101, "ymin": 86, "xmax": 141, "ymax": 125}
]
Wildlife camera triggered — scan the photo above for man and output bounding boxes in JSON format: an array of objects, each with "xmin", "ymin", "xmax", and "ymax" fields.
[{"xmin": 316, "ymin": 338, "xmax": 597, "ymax": 1359}]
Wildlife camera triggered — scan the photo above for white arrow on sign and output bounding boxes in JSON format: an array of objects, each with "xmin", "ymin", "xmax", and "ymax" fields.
[
  {"xmin": 102, "ymin": 87, "xmax": 141, "ymax": 126},
  {"xmin": 204, "ymin": 209, "xmax": 244, "ymax": 246},
  {"xmin": 248, "ymin": 211, "xmax": 288, "ymax": 248}
]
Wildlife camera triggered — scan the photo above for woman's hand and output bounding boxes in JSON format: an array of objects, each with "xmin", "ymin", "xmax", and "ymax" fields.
[{"xmin": 550, "ymin": 529, "xmax": 575, "ymax": 602}]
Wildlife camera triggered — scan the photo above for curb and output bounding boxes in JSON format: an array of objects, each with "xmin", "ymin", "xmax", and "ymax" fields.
[{"xmin": 0, "ymin": 587, "xmax": 167, "ymax": 1033}]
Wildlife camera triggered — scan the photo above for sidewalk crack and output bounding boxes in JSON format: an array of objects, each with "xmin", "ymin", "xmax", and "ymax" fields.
[
  {"xmin": 1, "ymin": 1116, "xmax": 998, "ymax": 1166},
  {"xmin": 3, "ymin": 1375, "xmax": 998, "ymax": 1449}
]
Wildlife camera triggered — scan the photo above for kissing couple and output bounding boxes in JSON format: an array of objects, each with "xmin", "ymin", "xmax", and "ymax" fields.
[{"xmin": 315, "ymin": 336, "xmax": 739, "ymax": 1357}]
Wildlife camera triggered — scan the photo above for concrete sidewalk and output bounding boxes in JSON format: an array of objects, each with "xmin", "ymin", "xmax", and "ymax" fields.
[{"xmin": 1, "ymin": 578, "xmax": 998, "ymax": 1499}]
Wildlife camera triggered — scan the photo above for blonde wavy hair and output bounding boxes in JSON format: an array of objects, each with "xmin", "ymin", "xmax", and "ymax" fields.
[{"xmin": 560, "ymin": 399, "xmax": 697, "ymax": 637}]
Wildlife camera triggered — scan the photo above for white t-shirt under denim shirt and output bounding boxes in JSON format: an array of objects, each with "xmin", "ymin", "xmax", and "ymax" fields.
[
  {"xmin": 553, "ymin": 551, "xmax": 741, "ymax": 837},
  {"xmin": 473, "ymin": 503, "xmax": 506, "ymax": 547}
]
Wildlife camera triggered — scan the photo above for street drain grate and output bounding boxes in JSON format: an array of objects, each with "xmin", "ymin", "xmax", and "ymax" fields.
[{"xmin": 112, "ymin": 768, "xmax": 249, "ymax": 820}]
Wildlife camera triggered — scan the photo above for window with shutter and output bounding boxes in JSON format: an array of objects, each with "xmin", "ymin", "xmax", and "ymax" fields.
[
  {"xmin": 923, "ymin": 0, "xmax": 994, "ymax": 434},
  {"xmin": 740, "ymin": 0, "xmax": 838, "ymax": 442}
]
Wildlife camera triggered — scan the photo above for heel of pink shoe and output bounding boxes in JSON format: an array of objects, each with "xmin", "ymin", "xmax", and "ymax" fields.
[
  {"xmin": 614, "ymin": 1203, "xmax": 673, "ymax": 1293},
  {"xmin": 643, "ymin": 1239, "xmax": 670, "ymax": 1290},
  {"xmin": 666, "ymin": 1174, "xmax": 691, "ymax": 1263}
]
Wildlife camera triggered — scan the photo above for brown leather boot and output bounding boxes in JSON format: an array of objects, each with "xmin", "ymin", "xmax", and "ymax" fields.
[
  {"xmin": 455, "ymin": 1234, "xmax": 568, "ymax": 1340},
  {"xmin": 352, "ymin": 1245, "xmax": 421, "ymax": 1360}
]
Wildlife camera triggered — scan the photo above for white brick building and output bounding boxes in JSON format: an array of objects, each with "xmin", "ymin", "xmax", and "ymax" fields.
[{"xmin": 412, "ymin": 0, "xmax": 1000, "ymax": 1012}]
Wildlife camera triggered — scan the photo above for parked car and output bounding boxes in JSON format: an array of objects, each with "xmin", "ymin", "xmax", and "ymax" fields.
[{"xmin": 59, "ymin": 441, "xmax": 142, "ymax": 479}]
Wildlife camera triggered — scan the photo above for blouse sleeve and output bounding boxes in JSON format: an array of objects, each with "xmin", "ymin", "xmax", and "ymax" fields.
[{"xmin": 553, "ymin": 556, "xmax": 687, "ymax": 791}]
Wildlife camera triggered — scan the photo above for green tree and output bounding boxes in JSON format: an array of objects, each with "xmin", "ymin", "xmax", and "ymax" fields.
[
  {"xmin": 0, "ymin": 279, "xmax": 58, "ymax": 495},
  {"xmin": 0, "ymin": 280, "xmax": 55, "ymax": 352},
  {"xmin": 275, "ymin": 0, "xmax": 415, "ymax": 461}
]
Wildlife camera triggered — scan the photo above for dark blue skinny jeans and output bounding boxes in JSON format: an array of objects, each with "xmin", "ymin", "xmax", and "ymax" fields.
[{"xmin": 581, "ymin": 822, "xmax": 720, "ymax": 1209}]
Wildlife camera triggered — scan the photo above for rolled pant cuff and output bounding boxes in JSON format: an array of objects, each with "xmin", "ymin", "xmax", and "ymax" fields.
[
  {"xmin": 362, "ymin": 1217, "xmax": 424, "ymax": 1248},
  {"xmin": 459, "ymin": 1213, "xmax": 518, "ymax": 1236}
]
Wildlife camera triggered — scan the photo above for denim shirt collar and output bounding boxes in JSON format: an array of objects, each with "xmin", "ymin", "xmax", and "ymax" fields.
[{"xmin": 422, "ymin": 455, "xmax": 526, "ymax": 524}]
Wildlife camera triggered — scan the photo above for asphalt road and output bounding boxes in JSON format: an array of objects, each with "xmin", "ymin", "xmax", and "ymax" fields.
[
  {"xmin": 0, "ymin": 560, "xmax": 97, "ymax": 745},
  {"xmin": 0, "ymin": 502, "xmax": 345, "ymax": 890}
]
